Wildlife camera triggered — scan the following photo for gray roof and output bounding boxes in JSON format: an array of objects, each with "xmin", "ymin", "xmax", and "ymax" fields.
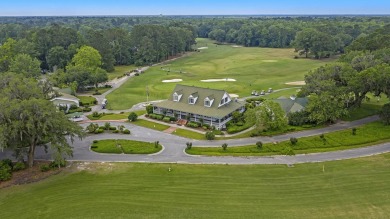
[
  {"xmin": 155, "ymin": 84, "xmax": 243, "ymax": 119},
  {"xmin": 273, "ymin": 97, "xmax": 308, "ymax": 114}
]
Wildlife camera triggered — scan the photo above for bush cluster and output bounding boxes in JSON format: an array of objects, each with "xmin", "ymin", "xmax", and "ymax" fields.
[
  {"xmin": 149, "ymin": 114, "xmax": 164, "ymax": 120},
  {"xmin": 40, "ymin": 160, "xmax": 67, "ymax": 172},
  {"xmin": 205, "ymin": 131, "xmax": 215, "ymax": 140},
  {"xmin": 0, "ymin": 159, "xmax": 27, "ymax": 181},
  {"xmin": 186, "ymin": 121, "xmax": 201, "ymax": 128}
]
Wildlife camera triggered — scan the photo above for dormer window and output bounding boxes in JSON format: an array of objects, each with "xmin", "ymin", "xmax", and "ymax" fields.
[
  {"xmin": 173, "ymin": 94, "xmax": 179, "ymax": 101},
  {"xmin": 204, "ymin": 96, "xmax": 214, "ymax": 107},
  {"xmin": 173, "ymin": 92, "xmax": 182, "ymax": 102},
  {"xmin": 188, "ymin": 93, "xmax": 198, "ymax": 104}
]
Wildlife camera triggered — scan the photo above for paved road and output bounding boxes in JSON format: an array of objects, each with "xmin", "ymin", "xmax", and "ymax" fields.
[{"xmin": 3, "ymin": 115, "xmax": 389, "ymax": 165}]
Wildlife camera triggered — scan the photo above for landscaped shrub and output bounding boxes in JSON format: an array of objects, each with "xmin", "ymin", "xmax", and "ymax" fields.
[
  {"xmin": 83, "ymin": 107, "xmax": 92, "ymax": 112},
  {"xmin": 128, "ymin": 112, "xmax": 138, "ymax": 122},
  {"xmin": 67, "ymin": 108, "xmax": 83, "ymax": 114},
  {"xmin": 154, "ymin": 141, "xmax": 159, "ymax": 148},
  {"xmin": 146, "ymin": 105, "xmax": 154, "ymax": 114},
  {"xmin": 163, "ymin": 117, "xmax": 171, "ymax": 123},
  {"xmin": 290, "ymin": 137, "xmax": 298, "ymax": 145},
  {"xmin": 113, "ymin": 130, "xmax": 119, "ymax": 133},
  {"xmin": 186, "ymin": 142, "xmax": 192, "ymax": 150},
  {"xmin": 186, "ymin": 121, "xmax": 200, "ymax": 128},
  {"xmin": 104, "ymin": 122, "xmax": 111, "ymax": 130},
  {"xmin": 92, "ymin": 111, "xmax": 100, "ymax": 118},
  {"xmin": 109, "ymin": 126, "xmax": 117, "ymax": 130},
  {"xmin": 205, "ymin": 131, "xmax": 215, "ymax": 140},
  {"xmin": 0, "ymin": 160, "xmax": 12, "ymax": 181},
  {"xmin": 86, "ymin": 123, "xmax": 99, "ymax": 133},
  {"xmin": 49, "ymin": 160, "xmax": 66, "ymax": 169},
  {"xmin": 222, "ymin": 143, "xmax": 228, "ymax": 150},
  {"xmin": 256, "ymin": 141, "xmax": 263, "ymax": 149},
  {"xmin": 93, "ymin": 140, "xmax": 99, "ymax": 143},
  {"xmin": 352, "ymin": 128, "xmax": 357, "ymax": 135},
  {"xmin": 94, "ymin": 128, "xmax": 104, "ymax": 134},
  {"xmin": 13, "ymin": 162, "xmax": 26, "ymax": 171},
  {"xmin": 40, "ymin": 164, "xmax": 51, "ymax": 172},
  {"xmin": 1, "ymin": 159, "xmax": 13, "ymax": 168},
  {"xmin": 123, "ymin": 129, "xmax": 131, "ymax": 134}
]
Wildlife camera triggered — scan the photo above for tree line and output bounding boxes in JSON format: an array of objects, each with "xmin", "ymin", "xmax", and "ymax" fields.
[{"xmin": 300, "ymin": 24, "xmax": 390, "ymax": 124}]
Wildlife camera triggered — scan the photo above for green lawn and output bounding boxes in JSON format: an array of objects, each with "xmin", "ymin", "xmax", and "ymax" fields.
[
  {"xmin": 187, "ymin": 122, "xmax": 390, "ymax": 156},
  {"xmin": 107, "ymin": 38, "xmax": 334, "ymax": 110},
  {"xmin": 172, "ymin": 128, "xmax": 206, "ymax": 140},
  {"xmin": 91, "ymin": 139, "xmax": 162, "ymax": 154},
  {"xmin": 1, "ymin": 154, "xmax": 390, "ymax": 218},
  {"xmin": 77, "ymin": 95, "xmax": 96, "ymax": 105},
  {"xmin": 107, "ymin": 65, "xmax": 137, "ymax": 80},
  {"xmin": 130, "ymin": 119, "xmax": 170, "ymax": 131}
]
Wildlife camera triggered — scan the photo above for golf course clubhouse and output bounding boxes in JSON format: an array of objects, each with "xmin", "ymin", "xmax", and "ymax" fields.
[{"xmin": 153, "ymin": 84, "xmax": 245, "ymax": 130}]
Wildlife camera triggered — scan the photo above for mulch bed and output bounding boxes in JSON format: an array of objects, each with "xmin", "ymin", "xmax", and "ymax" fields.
[{"xmin": 0, "ymin": 161, "xmax": 63, "ymax": 189}]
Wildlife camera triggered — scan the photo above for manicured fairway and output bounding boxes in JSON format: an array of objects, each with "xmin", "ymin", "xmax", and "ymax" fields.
[
  {"xmin": 1, "ymin": 154, "xmax": 389, "ymax": 218},
  {"xmin": 107, "ymin": 38, "xmax": 334, "ymax": 110}
]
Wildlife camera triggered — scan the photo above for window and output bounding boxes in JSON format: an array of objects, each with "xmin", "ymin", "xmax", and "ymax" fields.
[
  {"xmin": 189, "ymin": 98, "xmax": 194, "ymax": 104},
  {"xmin": 173, "ymin": 94, "xmax": 178, "ymax": 101},
  {"xmin": 225, "ymin": 97, "xmax": 228, "ymax": 102},
  {"xmin": 205, "ymin": 100, "xmax": 210, "ymax": 107}
]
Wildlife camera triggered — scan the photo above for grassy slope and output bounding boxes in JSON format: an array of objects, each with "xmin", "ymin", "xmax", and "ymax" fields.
[
  {"xmin": 107, "ymin": 38, "xmax": 334, "ymax": 110},
  {"xmin": 188, "ymin": 122, "xmax": 390, "ymax": 156},
  {"xmin": 0, "ymin": 154, "xmax": 389, "ymax": 218}
]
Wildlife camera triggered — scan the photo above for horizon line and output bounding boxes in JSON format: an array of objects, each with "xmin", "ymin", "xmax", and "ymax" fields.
[{"xmin": 1, "ymin": 14, "xmax": 390, "ymax": 17}]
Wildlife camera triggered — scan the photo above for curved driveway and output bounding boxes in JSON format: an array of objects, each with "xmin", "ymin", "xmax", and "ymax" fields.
[{"xmin": 24, "ymin": 115, "xmax": 390, "ymax": 165}]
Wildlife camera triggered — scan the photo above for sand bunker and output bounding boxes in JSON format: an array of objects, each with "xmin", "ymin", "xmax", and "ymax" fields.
[
  {"xmin": 285, "ymin": 81, "xmax": 306, "ymax": 86},
  {"xmin": 232, "ymin": 45, "xmax": 242, "ymax": 48},
  {"xmin": 201, "ymin": 78, "xmax": 236, "ymax": 82},
  {"xmin": 197, "ymin": 47, "xmax": 208, "ymax": 50},
  {"xmin": 162, "ymin": 79, "xmax": 183, "ymax": 83},
  {"xmin": 262, "ymin": 60, "xmax": 278, "ymax": 62}
]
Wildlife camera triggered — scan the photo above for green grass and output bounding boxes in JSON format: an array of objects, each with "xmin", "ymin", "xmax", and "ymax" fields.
[
  {"xmin": 131, "ymin": 119, "xmax": 170, "ymax": 131},
  {"xmin": 91, "ymin": 139, "xmax": 162, "ymax": 154},
  {"xmin": 107, "ymin": 38, "xmax": 334, "ymax": 110},
  {"xmin": 172, "ymin": 128, "xmax": 206, "ymax": 140},
  {"xmin": 107, "ymin": 65, "xmax": 137, "ymax": 80},
  {"xmin": 77, "ymin": 95, "xmax": 96, "ymax": 105},
  {"xmin": 1, "ymin": 154, "xmax": 390, "ymax": 218},
  {"xmin": 344, "ymin": 103, "xmax": 382, "ymax": 121},
  {"xmin": 188, "ymin": 121, "xmax": 390, "ymax": 156}
]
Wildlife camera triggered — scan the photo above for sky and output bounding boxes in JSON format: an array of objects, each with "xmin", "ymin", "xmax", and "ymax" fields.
[{"xmin": 1, "ymin": 0, "xmax": 389, "ymax": 16}]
